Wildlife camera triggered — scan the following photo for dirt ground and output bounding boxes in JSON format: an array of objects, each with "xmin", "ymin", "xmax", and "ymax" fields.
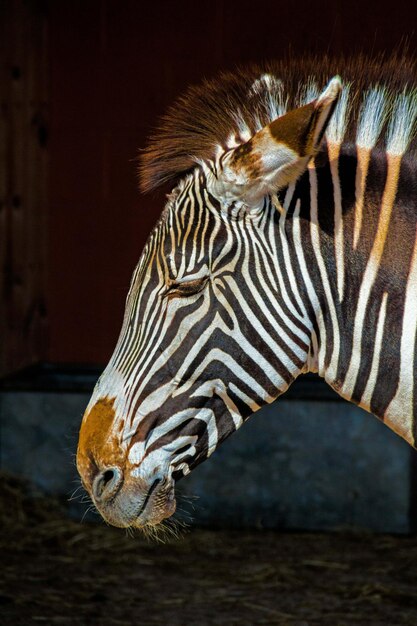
[{"xmin": 1, "ymin": 474, "xmax": 417, "ymax": 626}]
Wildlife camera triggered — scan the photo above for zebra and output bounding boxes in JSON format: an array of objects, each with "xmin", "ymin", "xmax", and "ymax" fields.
[{"xmin": 77, "ymin": 56, "xmax": 417, "ymax": 531}]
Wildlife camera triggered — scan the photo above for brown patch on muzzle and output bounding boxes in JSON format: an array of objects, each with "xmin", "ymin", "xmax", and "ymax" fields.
[{"xmin": 77, "ymin": 397, "xmax": 124, "ymax": 489}]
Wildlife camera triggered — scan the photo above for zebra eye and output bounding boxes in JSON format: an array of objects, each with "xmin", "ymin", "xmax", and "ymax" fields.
[{"xmin": 165, "ymin": 276, "xmax": 209, "ymax": 299}]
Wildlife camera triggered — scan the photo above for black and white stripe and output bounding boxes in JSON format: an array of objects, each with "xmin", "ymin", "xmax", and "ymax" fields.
[{"xmin": 78, "ymin": 63, "xmax": 417, "ymax": 528}]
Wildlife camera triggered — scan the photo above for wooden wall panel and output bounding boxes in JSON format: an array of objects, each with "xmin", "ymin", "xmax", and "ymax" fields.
[
  {"xmin": 0, "ymin": 0, "xmax": 48, "ymax": 376},
  {"xmin": 47, "ymin": 0, "xmax": 417, "ymax": 365},
  {"xmin": 0, "ymin": 5, "xmax": 7, "ymax": 374},
  {"xmin": 2, "ymin": 0, "xmax": 415, "ymax": 367}
]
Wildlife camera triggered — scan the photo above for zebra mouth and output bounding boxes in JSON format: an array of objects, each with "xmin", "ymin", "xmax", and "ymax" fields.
[
  {"xmin": 136, "ymin": 478, "xmax": 162, "ymax": 517},
  {"xmin": 133, "ymin": 478, "xmax": 176, "ymax": 527}
]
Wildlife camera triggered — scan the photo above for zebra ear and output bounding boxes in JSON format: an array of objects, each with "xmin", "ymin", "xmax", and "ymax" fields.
[{"xmin": 211, "ymin": 76, "xmax": 342, "ymax": 208}]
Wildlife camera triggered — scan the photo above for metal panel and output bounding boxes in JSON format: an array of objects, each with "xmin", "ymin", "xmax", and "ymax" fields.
[{"xmin": 0, "ymin": 385, "xmax": 414, "ymax": 533}]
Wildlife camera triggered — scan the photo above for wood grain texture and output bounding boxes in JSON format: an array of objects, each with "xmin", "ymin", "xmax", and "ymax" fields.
[
  {"xmin": 1, "ymin": 0, "xmax": 416, "ymax": 366},
  {"xmin": 0, "ymin": 0, "xmax": 48, "ymax": 376}
]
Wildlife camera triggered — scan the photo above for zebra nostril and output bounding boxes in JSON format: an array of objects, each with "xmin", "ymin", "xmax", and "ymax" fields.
[{"xmin": 92, "ymin": 467, "xmax": 123, "ymax": 503}]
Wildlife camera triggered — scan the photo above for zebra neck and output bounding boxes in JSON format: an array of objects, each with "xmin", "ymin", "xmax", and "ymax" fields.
[{"xmin": 280, "ymin": 145, "xmax": 417, "ymax": 447}]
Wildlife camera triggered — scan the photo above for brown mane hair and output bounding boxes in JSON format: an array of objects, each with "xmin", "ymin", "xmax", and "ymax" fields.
[{"xmin": 139, "ymin": 54, "xmax": 417, "ymax": 193}]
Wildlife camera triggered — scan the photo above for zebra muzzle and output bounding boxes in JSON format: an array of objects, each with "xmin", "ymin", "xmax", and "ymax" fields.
[
  {"xmin": 133, "ymin": 479, "xmax": 177, "ymax": 528},
  {"xmin": 92, "ymin": 467, "xmax": 124, "ymax": 504}
]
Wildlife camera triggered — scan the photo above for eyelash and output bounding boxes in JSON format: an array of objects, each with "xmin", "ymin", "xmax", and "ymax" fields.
[{"xmin": 165, "ymin": 276, "xmax": 209, "ymax": 299}]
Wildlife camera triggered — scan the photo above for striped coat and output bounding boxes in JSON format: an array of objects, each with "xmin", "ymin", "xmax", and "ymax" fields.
[{"xmin": 77, "ymin": 56, "xmax": 417, "ymax": 531}]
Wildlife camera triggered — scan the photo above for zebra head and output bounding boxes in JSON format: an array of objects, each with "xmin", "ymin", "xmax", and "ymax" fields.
[{"xmin": 76, "ymin": 77, "xmax": 341, "ymax": 530}]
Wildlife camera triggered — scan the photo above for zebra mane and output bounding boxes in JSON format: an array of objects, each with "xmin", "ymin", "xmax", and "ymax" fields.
[{"xmin": 139, "ymin": 55, "xmax": 417, "ymax": 193}]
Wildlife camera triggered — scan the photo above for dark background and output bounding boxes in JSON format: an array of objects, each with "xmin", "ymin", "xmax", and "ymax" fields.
[
  {"xmin": 3, "ymin": 5, "xmax": 417, "ymax": 623},
  {"xmin": 1, "ymin": 0, "xmax": 417, "ymax": 374}
]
